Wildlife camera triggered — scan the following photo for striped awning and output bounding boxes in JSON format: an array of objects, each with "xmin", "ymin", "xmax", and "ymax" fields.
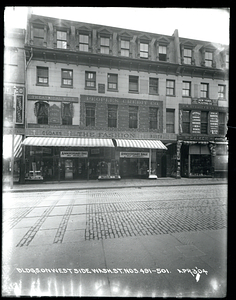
[
  {"xmin": 115, "ymin": 139, "xmax": 167, "ymax": 150},
  {"xmin": 3, "ymin": 135, "xmax": 22, "ymax": 159},
  {"xmin": 22, "ymin": 137, "xmax": 114, "ymax": 147}
]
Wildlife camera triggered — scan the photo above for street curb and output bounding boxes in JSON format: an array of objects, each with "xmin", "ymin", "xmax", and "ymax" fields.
[{"xmin": 3, "ymin": 182, "xmax": 227, "ymax": 193}]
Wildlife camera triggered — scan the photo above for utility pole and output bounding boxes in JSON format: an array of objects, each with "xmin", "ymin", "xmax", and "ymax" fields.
[{"xmin": 10, "ymin": 88, "xmax": 16, "ymax": 189}]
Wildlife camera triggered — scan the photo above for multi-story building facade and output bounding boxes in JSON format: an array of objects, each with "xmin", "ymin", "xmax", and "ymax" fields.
[
  {"xmin": 3, "ymin": 27, "xmax": 26, "ymax": 184},
  {"xmin": 21, "ymin": 14, "xmax": 228, "ymax": 182}
]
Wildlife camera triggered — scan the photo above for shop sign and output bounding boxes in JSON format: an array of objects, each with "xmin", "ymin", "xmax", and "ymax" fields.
[
  {"xmin": 191, "ymin": 111, "xmax": 201, "ymax": 134},
  {"xmin": 192, "ymin": 98, "xmax": 218, "ymax": 106},
  {"xmin": 209, "ymin": 112, "xmax": 219, "ymax": 134},
  {"xmin": 49, "ymin": 104, "xmax": 61, "ymax": 125},
  {"xmin": 60, "ymin": 151, "xmax": 88, "ymax": 158},
  {"xmin": 28, "ymin": 94, "xmax": 78, "ymax": 102},
  {"xmin": 120, "ymin": 152, "xmax": 149, "ymax": 158},
  {"xmin": 16, "ymin": 95, "xmax": 24, "ymax": 124}
]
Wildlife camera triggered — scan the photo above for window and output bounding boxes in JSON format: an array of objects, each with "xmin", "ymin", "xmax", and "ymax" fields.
[
  {"xmin": 205, "ymin": 51, "xmax": 213, "ymax": 67},
  {"xmin": 149, "ymin": 78, "xmax": 158, "ymax": 95},
  {"xmin": 57, "ymin": 31, "xmax": 67, "ymax": 49},
  {"xmin": 62, "ymin": 103, "xmax": 73, "ymax": 125},
  {"xmin": 121, "ymin": 39, "xmax": 130, "ymax": 57},
  {"xmin": 140, "ymin": 42, "xmax": 149, "ymax": 58},
  {"xmin": 85, "ymin": 71, "xmax": 96, "ymax": 89},
  {"xmin": 107, "ymin": 74, "xmax": 118, "ymax": 90},
  {"xmin": 182, "ymin": 110, "xmax": 190, "ymax": 133},
  {"xmin": 61, "ymin": 69, "xmax": 73, "ymax": 87},
  {"xmin": 79, "ymin": 34, "xmax": 89, "ymax": 52},
  {"xmin": 33, "ymin": 27, "xmax": 44, "ymax": 46},
  {"xmin": 35, "ymin": 102, "xmax": 49, "ymax": 124},
  {"xmin": 200, "ymin": 83, "xmax": 209, "ymax": 98},
  {"xmin": 100, "ymin": 37, "xmax": 110, "ymax": 54},
  {"xmin": 108, "ymin": 105, "xmax": 118, "ymax": 128},
  {"xmin": 226, "ymin": 54, "xmax": 229, "ymax": 69},
  {"xmin": 182, "ymin": 81, "xmax": 191, "ymax": 97},
  {"xmin": 166, "ymin": 80, "xmax": 175, "ymax": 96},
  {"xmin": 129, "ymin": 76, "xmax": 139, "ymax": 93},
  {"xmin": 183, "ymin": 48, "xmax": 192, "ymax": 64},
  {"xmin": 218, "ymin": 112, "xmax": 226, "ymax": 135},
  {"xmin": 159, "ymin": 45, "xmax": 167, "ymax": 61},
  {"xmin": 85, "ymin": 103, "xmax": 95, "ymax": 127},
  {"xmin": 129, "ymin": 106, "xmax": 138, "ymax": 129},
  {"xmin": 201, "ymin": 111, "xmax": 208, "ymax": 134},
  {"xmin": 218, "ymin": 85, "xmax": 226, "ymax": 99},
  {"xmin": 149, "ymin": 107, "xmax": 158, "ymax": 130},
  {"xmin": 37, "ymin": 67, "xmax": 48, "ymax": 85},
  {"xmin": 166, "ymin": 109, "xmax": 175, "ymax": 133}
]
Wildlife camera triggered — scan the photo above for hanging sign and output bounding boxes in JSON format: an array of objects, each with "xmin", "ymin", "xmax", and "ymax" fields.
[
  {"xmin": 120, "ymin": 152, "xmax": 149, "ymax": 158},
  {"xmin": 60, "ymin": 151, "xmax": 88, "ymax": 158}
]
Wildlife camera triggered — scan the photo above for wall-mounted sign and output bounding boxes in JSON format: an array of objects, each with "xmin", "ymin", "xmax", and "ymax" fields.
[
  {"xmin": 192, "ymin": 98, "xmax": 218, "ymax": 106},
  {"xmin": 49, "ymin": 104, "xmax": 61, "ymax": 125},
  {"xmin": 209, "ymin": 112, "xmax": 219, "ymax": 135},
  {"xmin": 191, "ymin": 111, "xmax": 201, "ymax": 134},
  {"xmin": 120, "ymin": 152, "xmax": 149, "ymax": 158},
  {"xmin": 98, "ymin": 84, "xmax": 105, "ymax": 93},
  {"xmin": 60, "ymin": 151, "xmax": 88, "ymax": 158},
  {"xmin": 16, "ymin": 95, "xmax": 24, "ymax": 124},
  {"xmin": 28, "ymin": 94, "xmax": 79, "ymax": 103}
]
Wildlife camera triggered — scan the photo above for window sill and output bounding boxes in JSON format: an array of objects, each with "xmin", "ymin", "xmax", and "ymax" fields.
[
  {"xmin": 166, "ymin": 95, "xmax": 176, "ymax": 97},
  {"xmin": 61, "ymin": 85, "xmax": 73, "ymax": 89},
  {"xmin": 36, "ymin": 83, "xmax": 49, "ymax": 87},
  {"xmin": 129, "ymin": 91, "xmax": 139, "ymax": 94},
  {"xmin": 107, "ymin": 89, "xmax": 119, "ymax": 92},
  {"xmin": 149, "ymin": 93, "xmax": 159, "ymax": 96},
  {"xmin": 85, "ymin": 87, "xmax": 97, "ymax": 91},
  {"xmin": 182, "ymin": 96, "xmax": 191, "ymax": 98}
]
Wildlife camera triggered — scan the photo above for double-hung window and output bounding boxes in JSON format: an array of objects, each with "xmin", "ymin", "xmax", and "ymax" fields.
[
  {"xmin": 149, "ymin": 107, "xmax": 158, "ymax": 130},
  {"xmin": 61, "ymin": 69, "xmax": 73, "ymax": 87},
  {"xmin": 129, "ymin": 76, "xmax": 139, "ymax": 93},
  {"xmin": 85, "ymin": 71, "xmax": 96, "ymax": 89},
  {"xmin": 129, "ymin": 106, "xmax": 138, "ymax": 129},
  {"xmin": 218, "ymin": 85, "xmax": 226, "ymax": 99},
  {"xmin": 33, "ymin": 27, "xmax": 44, "ymax": 46},
  {"xmin": 159, "ymin": 45, "xmax": 167, "ymax": 61},
  {"xmin": 182, "ymin": 81, "xmax": 191, "ymax": 97},
  {"xmin": 100, "ymin": 37, "xmax": 110, "ymax": 54},
  {"xmin": 79, "ymin": 34, "xmax": 89, "ymax": 52},
  {"xmin": 121, "ymin": 39, "xmax": 130, "ymax": 57},
  {"xmin": 200, "ymin": 83, "xmax": 209, "ymax": 98},
  {"xmin": 166, "ymin": 80, "xmax": 175, "ymax": 96},
  {"xmin": 108, "ymin": 105, "xmax": 118, "ymax": 128},
  {"xmin": 37, "ymin": 67, "xmax": 48, "ymax": 85},
  {"xmin": 57, "ymin": 31, "xmax": 67, "ymax": 49},
  {"xmin": 85, "ymin": 103, "xmax": 95, "ymax": 127},
  {"xmin": 166, "ymin": 109, "xmax": 175, "ymax": 133},
  {"xmin": 140, "ymin": 42, "xmax": 149, "ymax": 58},
  {"xmin": 182, "ymin": 110, "xmax": 190, "ymax": 134},
  {"xmin": 107, "ymin": 74, "xmax": 118, "ymax": 91},
  {"xmin": 218, "ymin": 112, "xmax": 226, "ymax": 135},
  {"xmin": 201, "ymin": 111, "xmax": 208, "ymax": 134},
  {"xmin": 183, "ymin": 48, "xmax": 192, "ymax": 64},
  {"xmin": 205, "ymin": 51, "xmax": 213, "ymax": 67},
  {"xmin": 149, "ymin": 78, "xmax": 158, "ymax": 95}
]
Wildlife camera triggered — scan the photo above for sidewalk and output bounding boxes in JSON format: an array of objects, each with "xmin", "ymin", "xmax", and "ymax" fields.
[{"xmin": 3, "ymin": 177, "xmax": 227, "ymax": 193}]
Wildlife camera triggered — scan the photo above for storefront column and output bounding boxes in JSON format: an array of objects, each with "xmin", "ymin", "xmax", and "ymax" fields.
[{"xmin": 20, "ymin": 142, "xmax": 25, "ymax": 184}]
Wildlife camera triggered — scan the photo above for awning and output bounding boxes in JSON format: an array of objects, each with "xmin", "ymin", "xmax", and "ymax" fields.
[
  {"xmin": 115, "ymin": 139, "xmax": 167, "ymax": 150},
  {"xmin": 22, "ymin": 137, "xmax": 114, "ymax": 147},
  {"xmin": 3, "ymin": 135, "xmax": 22, "ymax": 159}
]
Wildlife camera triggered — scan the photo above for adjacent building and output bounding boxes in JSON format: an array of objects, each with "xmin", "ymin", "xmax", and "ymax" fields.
[{"xmin": 5, "ymin": 13, "xmax": 229, "ymax": 182}]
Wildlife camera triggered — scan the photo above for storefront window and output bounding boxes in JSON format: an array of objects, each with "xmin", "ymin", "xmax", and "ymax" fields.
[
  {"xmin": 190, "ymin": 155, "xmax": 211, "ymax": 176},
  {"xmin": 62, "ymin": 102, "xmax": 73, "ymax": 125},
  {"xmin": 34, "ymin": 101, "xmax": 49, "ymax": 124}
]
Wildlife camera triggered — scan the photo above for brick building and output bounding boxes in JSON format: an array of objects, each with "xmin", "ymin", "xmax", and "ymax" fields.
[{"xmin": 20, "ymin": 14, "xmax": 228, "ymax": 181}]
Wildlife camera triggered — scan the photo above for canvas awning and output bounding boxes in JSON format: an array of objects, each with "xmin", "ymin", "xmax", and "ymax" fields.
[
  {"xmin": 115, "ymin": 139, "xmax": 167, "ymax": 150},
  {"xmin": 3, "ymin": 135, "xmax": 22, "ymax": 159},
  {"xmin": 22, "ymin": 137, "xmax": 114, "ymax": 147}
]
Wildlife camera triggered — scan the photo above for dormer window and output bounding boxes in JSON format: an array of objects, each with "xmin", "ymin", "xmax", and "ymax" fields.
[
  {"xmin": 57, "ymin": 30, "xmax": 67, "ymax": 49},
  {"xmin": 205, "ymin": 51, "xmax": 213, "ymax": 67},
  {"xmin": 140, "ymin": 42, "xmax": 149, "ymax": 58},
  {"xmin": 183, "ymin": 48, "xmax": 192, "ymax": 64},
  {"xmin": 121, "ymin": 39, "xmax": 130, "ymax": 57},
  {"xmin": 33, "ymin": 27, "xmax": 44, "ymax": 46},
  {"xmin": 100, "ymin": 36, "xmax": 110, "ymax": 54},
  {"xmin": 159, "ymin": 45, "xmax": 167, "ymax": 61},
  {"xmin": 79, "ymin": 34, "xmax": 89, "ymax": 52}
]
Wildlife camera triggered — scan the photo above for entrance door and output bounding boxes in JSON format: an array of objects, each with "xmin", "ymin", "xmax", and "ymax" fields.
[{"xmin": 65, "ymin": 159, "xmax": 73, "ymax": 180}]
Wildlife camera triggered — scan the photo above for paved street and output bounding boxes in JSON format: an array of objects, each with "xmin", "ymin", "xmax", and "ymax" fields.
[{"xmin": 2, "ymin": 183, "xmax": 227, "ymax": 297}]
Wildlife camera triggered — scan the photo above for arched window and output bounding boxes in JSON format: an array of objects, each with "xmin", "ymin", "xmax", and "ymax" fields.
[
  {"xmin": 34, "ymin": 101, "xmax": 49, "ymax": 124},
  {"xmin": 61, "ymin": 102, "xmax": 73, "ymax": 125}
]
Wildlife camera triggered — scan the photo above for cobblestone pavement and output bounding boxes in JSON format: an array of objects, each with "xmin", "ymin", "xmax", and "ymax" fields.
[{"xmin": 2, "ymin": 185, "xmax": 227, "ymax": 247}]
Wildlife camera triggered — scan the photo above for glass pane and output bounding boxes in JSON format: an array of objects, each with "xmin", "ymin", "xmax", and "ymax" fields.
[
  {"xmin": 205, "ymin": 52, "xmax": 213, "ymax": 59},
  {"xmin": 101, "ymin": 46, "xmax": 109, "ymax": 54},
  {"xmin": 184, "ymin": 57, "xmax": 191, "ymax": 64},
  {"xmin": 167, "ymin": 80, "xmax": 174, "ymax": 88},
  {"xmin": 121, "ymin": 40, "xmax": 129, "ymax": 49},
  {"xmin": 33, "ymin": 27, "xmax": 44, "ymax": 37},
  {"xmin": 121, "ymin": 49, "xmax": 129, "ymax": 56},
  {"xmin": 57, "ymin": 31, "xmax": 67, "ymax": 40},
  {"xmin": 184, "ymin": 49, "xmax": 192, "ymax": 57},
  {"xmin": 101, "ymin": 37, "xmax": 109, "ymax": 46},
  {"xmin": 80, "ymin": 44, "xmax": 88, "ymax": 51},
  {"xmin": 79, "ymin": 34, "xmax": 89, "ymax": 43},
  {"xmin": 140, "ymin": 43, "xmax": 148, "ymax": 51},
  {"xmin": 159, "ymin": 46, "xmax": 166, "ymax": 54}
]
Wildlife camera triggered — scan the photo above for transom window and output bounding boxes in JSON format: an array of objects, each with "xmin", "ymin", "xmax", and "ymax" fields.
[
  {"xmin": 61, "ymin": 69, "xmax": 73, "ymax": 86},
  {"xmin": 149, "ymin": 107, "xmax": 158, "ymax": 130},
  {"xmin": 129, "ymin": 106, "xmax": 138, "ymax": 129},
  {"xmin": 37, "ymin": 67, "xmax": 48, "ymax": 85},
  {"xmin": 85, "ymin": 71, "xmax": 96, "ymax": 89},
  {"xmin": 182, "ymin": 81, "xmax": 191, "ymax": 97},
  {"xmin": 159, "ymin": 45, "xmax": 167, "ymax": 61},
  {"xmin": 79, "ymin": 34, "xmax": 89, "ymax": 52},
  {"xmin": 57, "ymin": 31, "xmax": 67, "ymax": 49},
  {"xmin": 200, "ymin": 83, "xmax": 209, "ymax": 98},
  {"xmin": 166, "ymin": 80, "xmax": 175, "ymax": 96},
  {"xmin": 183, "ymin": 48, "xmax": 192, "ymax": 64},
  {"xmin": 121, "ymin": 39, "xmax": 130, "ymax": 57},
  {"xmin": 33, "ymin": 27, "xmax": 44, "ymax": 46},
  {"xmin": 149, "ymin": 78, "xmax": 159, "ymax": 95},
  {"xmin": 218, "ymin": 85, "xmax": 226, "ymax": 99},
  {"xmin": 100, "ymin": 37, "xmax": 110, "ymax": 54},
  {"xmin": 108, "ymin": 105, "xmax": 118, "ymax": 128},
  {"xmin": 205, "ymin": 51, "xmax": 213, "ymax": 67},
  {"xmin": 107, "ymin": 74, "xmax": 118, "ymax": 90},
  {"xmin": 140, "ymin": 42, "xmax": 149, "ymax": 58}
]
